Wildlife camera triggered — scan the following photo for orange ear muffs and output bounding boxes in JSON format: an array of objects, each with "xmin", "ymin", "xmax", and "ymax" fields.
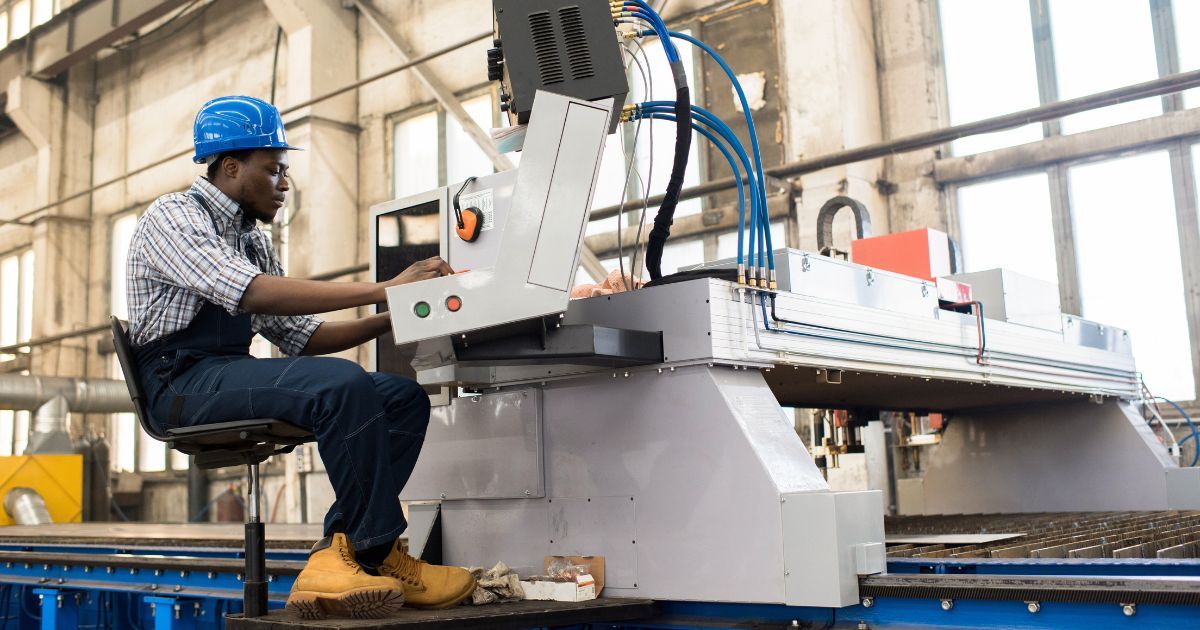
[
  {"xmin": 453, "ymin": 176, "xmax": 483, "ymax": 243},
  {"xmin": 456, "ymin": 207, "xmax": 483, "ymax": 242}
]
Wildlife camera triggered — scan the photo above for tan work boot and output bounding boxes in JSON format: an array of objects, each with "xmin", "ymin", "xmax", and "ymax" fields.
[
  {"xmin": 379, "ymin": 541, "xmax": 476, "ymax": 610},
  {"xmin": 285, "ymin": 533, "xmax": 406, "ymax": 619}
]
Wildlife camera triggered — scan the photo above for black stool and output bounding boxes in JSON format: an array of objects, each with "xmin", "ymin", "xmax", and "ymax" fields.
[{"xmin": 110, "ymin": 317, "xmax": 315, "ymax": 617}]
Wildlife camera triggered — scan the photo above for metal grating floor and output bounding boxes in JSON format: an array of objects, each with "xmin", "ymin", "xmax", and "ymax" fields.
[{"xmin": 886, "ymin": 511, "xmax": 1200, "ymax": 560}]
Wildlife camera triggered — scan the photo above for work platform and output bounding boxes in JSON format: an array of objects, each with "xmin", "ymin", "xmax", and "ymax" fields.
[{"xmin": 225, "ymin": 598, "xmax": 655, "ymax": 629}]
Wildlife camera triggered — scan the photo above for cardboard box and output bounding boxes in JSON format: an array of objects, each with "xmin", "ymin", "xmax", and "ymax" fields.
[
  {"xmin": 544, "ymin": 555, "xmax": 604, "ymax": 595},
  {"xmin": 520, "ymin": 574, "xmax": 597, "ymax": 602},
  {"xmin": 520, "ymin": 555, "xmax": 606, "ymax": 602}
]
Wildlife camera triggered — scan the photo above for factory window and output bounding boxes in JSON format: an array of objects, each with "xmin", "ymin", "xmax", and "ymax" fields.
[
  {"xmin": 943, "ymin": 0, "xmax": 1200, "ymax": 405},
  {"xmin": 938, "ymin": 0, "xmax": 1042, "ymax": 155},
  {"xmin": 392, "ymin": 92, "xmax": 499, "ymax": 200},
  {"xmin": 956, "ymin": 173, "xmax": 1059, "ymax": 285},
  {"xmin": 109, "ymin": 212, "xmax": 184, "ymax": 473},
  {"xmin": 1048, "ymin": 0, "xmax": 1161, "ymax": 134},
  {"xmin": 30, "ymin": 0, "xmax": 50, "ymax": 28},
  {"xmin": 1070, "ymin": 152, "xmax": 1193, "ymax": 401},
  {"xmin": 1179, "ymin": 0, "xmax": 1200, "ymax": 109},
  {"xmin": 0, "ymin": 248, "xmax": 33, "ymax": 361},
  {"xmin": 940, "ymin": 0, "xmax": 1183, "ymax": 153},
  {"xmin": 0, "ymin": 11, "xmax": 8, "ymax": 49},
  {"xmin": 9, "ymin": 0, "xmax": 27, "ymax": 40},
  {"xmin": 0, "ymin": 247, "xmax": 33, "ymax": 456}
]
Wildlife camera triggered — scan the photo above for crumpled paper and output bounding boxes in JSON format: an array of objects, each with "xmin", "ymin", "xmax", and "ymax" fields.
[
  {"xmin": 464, "ymin": 561, "xmax": 525, "ymax": 605},
  {"xmin": 570, "ymin": 269, "xmax": 642, "ymax": 299}
]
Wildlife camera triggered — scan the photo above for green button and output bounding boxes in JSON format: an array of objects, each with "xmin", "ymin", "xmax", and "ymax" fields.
[{"xmin": 414, "ymin": 301, "xmax": 431, "ymax": 318}]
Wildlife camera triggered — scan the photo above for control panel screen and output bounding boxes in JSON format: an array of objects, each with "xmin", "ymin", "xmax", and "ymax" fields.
[{"xmin": 375, "ymin": 200, "xmax": 445, "ymax": 400}]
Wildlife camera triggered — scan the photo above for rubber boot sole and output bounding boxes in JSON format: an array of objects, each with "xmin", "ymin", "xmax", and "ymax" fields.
[
  {"xmin": 407, "ymin": 576, "xmax": 478, "ymax": 611},
  {"xmin": 285, "ymin": 585, "xmax": 406, "ymax": 619}
]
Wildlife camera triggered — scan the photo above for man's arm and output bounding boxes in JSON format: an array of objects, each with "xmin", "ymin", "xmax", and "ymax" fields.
[
  {"xmin": 239, "ymin": 256, "xmax": 455, "ymax": 316},
  {"xmin": 300, "ymin": 313, "xmax": 392, "ymax": 356}
]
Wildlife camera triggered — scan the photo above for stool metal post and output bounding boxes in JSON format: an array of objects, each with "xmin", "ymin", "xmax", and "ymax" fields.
[{"xmin": 244, "ymin": 462, "xmax": 268, "ymax": 617}]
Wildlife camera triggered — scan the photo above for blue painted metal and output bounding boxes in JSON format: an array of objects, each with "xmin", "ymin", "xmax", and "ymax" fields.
[
  {"xmin": 0, "ymin": 549, "xmax": 1196, "ymax": 628},
  {"xmin": 887, "ymin": 557, "xmax": 1200, "ymax": 577},
  {"xmin": 146, "ymin": 595, "xmax": 200, "ymax": 630},
  {"xmin": 32, "ymin": 588, "xmax": 78, "ymax": 630},
  {"xmin": 615, "ymin": 599, "xmax": 1200, "ymax": 629}
]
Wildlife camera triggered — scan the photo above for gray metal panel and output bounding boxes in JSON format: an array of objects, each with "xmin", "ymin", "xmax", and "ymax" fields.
[
  {"xmin": 446, "ymin": 170, "xmax": 518, "ymax": 272},
  {"xmin": 1166, "ymin": 467, "xmax": 1200, "ymax": 509},
  {"xmin": 949, "ymin": 269, "xmax": 1064, "ymax": 333},
  {"xmin": 432, "ymin": 366, "xmax": 834, "ymax": 605},
  {"xmin": 1063, "ymin": 314, "xmax": 1133, "ymax": 354},
  {"xmin": 383, "ymin": 91, "xmax": 611, "ymax": 346},
  {"xmin": 527, "ymin": 102, "xmax": 608, "ymax": 291},
  {"xmin": 782, "ymin": 490, "xmax": 885, "ymax": 608},
  {"xmin": 399, "ymin": 388, "xmax": 543, "ymax": 501},
  {"xmin": 921, "ymin": 400, "xmax": 1177, "ymax": 513},
  {"xmin": 547, "ymin": 497, "xmax": 636, "ymax": 587}
]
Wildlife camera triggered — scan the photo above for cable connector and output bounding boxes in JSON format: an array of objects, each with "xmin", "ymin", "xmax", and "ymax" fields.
[
  {"xmin": 737, "ymin": 263, "xmax": 746, "ymax": 286},
  {"xmin": 769, "ymin": 270, "xmax": 777, "ymax": 291},
  {"xmin": 622, "ymin": 29, "xmax": 641, "ymax": 40}
]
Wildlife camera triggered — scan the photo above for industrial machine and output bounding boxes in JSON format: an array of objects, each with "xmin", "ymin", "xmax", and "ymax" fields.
[
  {"xmin": 365, "ymin": 1, "xmax": 1200, "ymax": 628},
  {"xmin": 0, "ymin": 2, "xmax": 1196, "ymax": 629}
]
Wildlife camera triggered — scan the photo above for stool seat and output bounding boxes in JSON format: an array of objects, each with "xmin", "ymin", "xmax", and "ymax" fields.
[{"xmin": 165, "ymin": 419, "xmax": 313, "ymax": 469}]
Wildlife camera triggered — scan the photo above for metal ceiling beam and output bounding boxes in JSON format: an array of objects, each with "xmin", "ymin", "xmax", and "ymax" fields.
[{"xmin": 0, "ymin": 0, "xmax": 192, "ymax": 100}]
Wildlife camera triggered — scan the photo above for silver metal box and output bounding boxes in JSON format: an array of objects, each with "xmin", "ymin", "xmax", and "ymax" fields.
[{"xmin": 949, "ymin": 268, "xmax": 1063, "ymax": 333}]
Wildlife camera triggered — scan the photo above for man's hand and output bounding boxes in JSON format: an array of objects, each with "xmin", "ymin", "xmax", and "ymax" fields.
[{"xmin": 386, "ymin": 256, "xmax": 454, "ymax": 288}]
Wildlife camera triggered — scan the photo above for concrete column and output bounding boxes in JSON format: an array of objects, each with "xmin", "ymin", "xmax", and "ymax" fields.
[
  {"xmin": 776, "ymin": 0, "xmax": 888, "ymax": 251},
  {"xmin": 873, "ymin": 0, "xmax": 951, "ymax": 233},
  {"xmin": 6, "ymin": 72, "xmax": 93, "ymax": 377},
  {"xmin": 5, "ymin": 76, "xmax": 63, "ymax": 213},
  {"xmin": 263, "ymin": 0, "xmax": 360, "ymax": 281}
]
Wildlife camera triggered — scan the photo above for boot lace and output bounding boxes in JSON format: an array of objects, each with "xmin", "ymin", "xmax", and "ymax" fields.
[
  {"xmin": 337, "ymin": 541, "xmax": 362, "ymax": 573},
  {"xmin": 392, "ymin": 550, "xmax": 424, "ymax": 587}
]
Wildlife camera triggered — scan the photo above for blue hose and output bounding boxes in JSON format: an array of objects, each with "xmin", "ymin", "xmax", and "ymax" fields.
[
  {"xmin": 668, "ymin": 31, "xmax": 773, "ymax": 271},
  {"xmin": 639, "ymin": 104, "xmax": 761, "ymax": 266},
  {"xmin": 625, "ymin": 1, "xmax": 678, "ymax": 61},
  {"xmin": 644, "ymin": 112, "xmax": 747, "ymax": 267},
  {"xmin": 639, "ymin": 103, "xmax": 768, "ymax": 274},
  {"xmin": 1156, "ymin": 396, "xmax": 1199, "ymax": 467}
]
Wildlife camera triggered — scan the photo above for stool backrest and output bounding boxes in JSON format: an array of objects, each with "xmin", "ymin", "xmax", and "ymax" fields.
[{"xmin": 109, "ymin": 316, "xmax": 168, "ymax": 441}]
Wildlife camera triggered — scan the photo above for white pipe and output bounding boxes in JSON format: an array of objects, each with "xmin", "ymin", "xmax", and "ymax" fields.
[{"xmin": 0, "ymin": 374, "xmax": 134, "ymax": 414}]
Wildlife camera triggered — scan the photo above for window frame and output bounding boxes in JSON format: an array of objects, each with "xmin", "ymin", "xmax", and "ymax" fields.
[
  {"xmin": 387, "ymin": 84, "xmax": 501, "ymax": 201},
  {"xmin": 939, "ymin": 0, "xmax": 1200, "ymax": 404}
]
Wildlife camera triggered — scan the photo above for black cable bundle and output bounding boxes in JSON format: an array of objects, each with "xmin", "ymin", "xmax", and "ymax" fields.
[{"xmin": 644, "ymin": 61, "xmax": 692, "ymax": 280}]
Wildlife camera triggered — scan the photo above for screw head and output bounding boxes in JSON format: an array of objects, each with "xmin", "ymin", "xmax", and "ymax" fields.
[
  {"xmin": 1123, "ymin": 603, "xmax": 1136, "ymax": 617},
  {"xmin": 1027, "ymin": 601, "xmax": 1040, "ymax": 613},
  {"xmin": 861, "ymin": 596, "xmax": 874, "ymax": 608},
  {"xmin": 941, "ymin": 599, "xmax": 954, "ymax": 611}
]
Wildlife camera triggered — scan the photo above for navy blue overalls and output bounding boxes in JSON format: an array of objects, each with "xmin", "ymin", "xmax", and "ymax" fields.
[{"xmin": 134, "ymin": 201, "xmax": 429, "ymax": 554}]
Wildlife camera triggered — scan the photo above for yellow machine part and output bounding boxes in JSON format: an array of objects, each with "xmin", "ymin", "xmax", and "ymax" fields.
[{"xmin": 0, "ymin": 455, "xmax": 83, "ymax": 525}]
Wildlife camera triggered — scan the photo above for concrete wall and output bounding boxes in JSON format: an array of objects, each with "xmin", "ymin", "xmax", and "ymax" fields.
[{"xmin": 0, "ymin": 0, "xmax": 949, "ymax": 522}]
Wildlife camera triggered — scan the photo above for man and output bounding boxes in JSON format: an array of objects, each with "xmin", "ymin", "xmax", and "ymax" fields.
[{"xmin": 126, "ymin": 95, "xmax": 475, "ymax": 619}]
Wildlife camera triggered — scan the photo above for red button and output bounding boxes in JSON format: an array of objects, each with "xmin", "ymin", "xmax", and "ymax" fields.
[{"xmin": 446, "ymin": 296, "xmax": 462, "ymax": 312}]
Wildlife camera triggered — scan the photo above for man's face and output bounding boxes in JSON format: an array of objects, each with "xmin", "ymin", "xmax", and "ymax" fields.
[{"xmin": 224, "ymin": 149, "xmax": 290, "ymax": 223}]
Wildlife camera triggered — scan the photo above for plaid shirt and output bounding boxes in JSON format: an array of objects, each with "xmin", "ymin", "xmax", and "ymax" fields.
[{"xmin": 126, "ymin": 176, "xmax": 322, "ymax": 356}]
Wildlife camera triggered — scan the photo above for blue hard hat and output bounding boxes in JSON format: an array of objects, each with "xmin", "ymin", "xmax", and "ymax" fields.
[{"xmin": 192, "ymin": 95, "xmax": 302, "ymax": 164}]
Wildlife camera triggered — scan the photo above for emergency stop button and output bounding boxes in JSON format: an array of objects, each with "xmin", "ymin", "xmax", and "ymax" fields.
[
  {"xmin": 446, "ymin": 296, "xmax": 462, "ymax": 312},
  {"xmin": 414, "ymin": 301, "xmax": 431, "ymax": 318}
]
